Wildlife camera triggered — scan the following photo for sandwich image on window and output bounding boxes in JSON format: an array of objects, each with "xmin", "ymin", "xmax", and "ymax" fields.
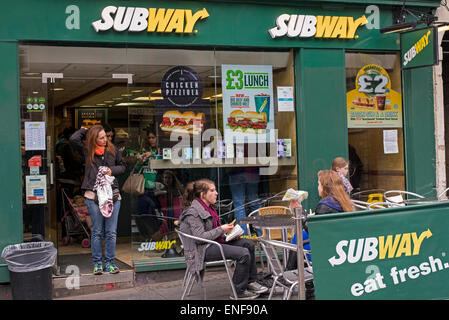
[
  {"xmin": 226, "ymin": 110, "xmax": 267, "ymax": 134},
  {"xmin": 160, "ymin": 110, "xmax": 205, "ymax": 135}
]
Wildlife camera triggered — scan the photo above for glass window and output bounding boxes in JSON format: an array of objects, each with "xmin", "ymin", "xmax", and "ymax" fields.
[
  {"xmin": 346, "ymin": 52, "xmax": 405, "ymax": 200},
  {"xmin": 19, "ymin": 45, "xmax": 298, "ymax": 269}
]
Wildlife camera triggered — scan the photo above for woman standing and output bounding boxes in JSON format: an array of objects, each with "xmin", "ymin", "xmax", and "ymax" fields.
[
  {"xmin": 70, "ymin": 125, "xmax": 125, "ymax": 275},
  {"xmin": 179, "ymin": 179, "xmax": 268, "ymax": 299}
]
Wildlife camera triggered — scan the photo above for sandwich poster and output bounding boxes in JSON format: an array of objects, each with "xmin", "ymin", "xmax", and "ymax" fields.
[
  {"xmin": 221, "ymin": 65, "xmax": 275, "ymax": 143},
  {"xmin": 347, "ymin": 64, "xmax": 402, "ymax": 128}
]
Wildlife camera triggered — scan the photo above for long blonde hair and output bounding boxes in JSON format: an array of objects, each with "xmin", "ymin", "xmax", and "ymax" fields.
[
  {"xmin": 318, "ymin": 170, "xmax": 353, "ymax": 212},
  {"xmin": 86, "ymin": 125, "xmax": 116, "ymax": 166}
]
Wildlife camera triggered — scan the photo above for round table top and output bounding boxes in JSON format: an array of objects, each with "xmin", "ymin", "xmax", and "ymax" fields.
[{"xmin": 239, "ymin": 214, "xmax": 296, "ymax": 228}]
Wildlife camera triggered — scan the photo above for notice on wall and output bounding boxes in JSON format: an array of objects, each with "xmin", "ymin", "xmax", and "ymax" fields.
[
  {"xmin": 346, "ymin": 64, "xmax": 402, "ymax": 128},
  {"xmin": 383, "ymin": 129, "xmax": 399, "ymax": 154},
  {"xmin": 222, "ymin": 64, "xmax": 274, "ymax": 143},
  {"xmin": 25, "ymin": 175, "xmax": 47, "ymax": 204},
  {"xmin": 277, "ymin": 86, "xmax": 294, "ymax": 112},
  {"xmin": 25, "ymin": 122, "xmax": 46, "ymax": 151}
]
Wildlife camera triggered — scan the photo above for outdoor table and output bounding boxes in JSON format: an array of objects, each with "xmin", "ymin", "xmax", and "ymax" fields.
[{"xmin": 240, "ymin": 211, "xmax": 307, "ymax": 300}]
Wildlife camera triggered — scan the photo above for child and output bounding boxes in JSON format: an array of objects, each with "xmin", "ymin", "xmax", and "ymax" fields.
[
  {"xmin": 331, "ymin": 157, "xmax": 353, "ymax": 195},
  {"xmin": 72, "ymin": 195, "xmax": 92, "ymax": 230}
]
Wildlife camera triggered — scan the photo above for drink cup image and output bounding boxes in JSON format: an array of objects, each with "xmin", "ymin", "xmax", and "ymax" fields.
[
  {"xmin": 376, "ymin": 94, "xmax": 386, "ymax": 110},
  {"xmin": 254, "ymin": 94, "xmax": 270, "ymax": 122}
]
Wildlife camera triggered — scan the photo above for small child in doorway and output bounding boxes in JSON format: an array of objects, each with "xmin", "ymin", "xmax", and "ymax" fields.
[
  {"xmin": 331, "ymin": 157, "xmax": 353, "ymax": 195},
  {"xmin": 72, "ymin": 195, "xmax": 92, "ymax": 230}
]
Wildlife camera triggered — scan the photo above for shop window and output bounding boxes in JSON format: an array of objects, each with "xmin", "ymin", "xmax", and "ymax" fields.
[
  {"xmin": 19, "ymin": 45, "xmax": 298, "ymax": 269},
  {"xmin": 346, "ymin": 52, "xmax": 405, "ymax": 199}
]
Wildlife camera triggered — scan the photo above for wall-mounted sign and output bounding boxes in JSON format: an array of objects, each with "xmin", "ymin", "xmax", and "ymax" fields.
[
  {"xmin": 75, "ymin": 108, "xmax": 108, "ymax": 128},
  {"xmin": 25, "ymin": 175, "xmax": 47, "ymax": 204},
  {"xmin": 401, "ymin": 27, "xmax": 438, "ymax": 69},
  {"xmin": 346, "ymin": 64, "xmax": 402, "ymax": 128},
  {"xmin": 92, "ymin": 6, "xmax": 209, "ymax": 34},
  {"xmin": 268, "ymin": 14, "xmax": 367, "ymax": 39},
  {"xmin": 222, "ymin": 65, "xmax": 274, "ymax": 143},
  {"xmin": 26, "ymin": 97, "xmax": 46, "ymax": 112}
]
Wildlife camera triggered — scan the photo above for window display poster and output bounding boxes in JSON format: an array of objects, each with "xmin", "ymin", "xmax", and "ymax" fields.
[
  {"xmin": 25, "ymin": 175, "xmax": 47, "ymax": 204},
  {"xmin": 25, "ymin": 122, "xmax": 46, "ymax": 151},
  {"xmin": 346, "ymin": 64, "xmax": 402, "ymax": 128},
  {"xmin": 277, "ymin": 86, "xmax": 294, "ymax": 112},
  {"xmin": 222, "ymin": 65, "xmax": 275, "ymax": 143}
]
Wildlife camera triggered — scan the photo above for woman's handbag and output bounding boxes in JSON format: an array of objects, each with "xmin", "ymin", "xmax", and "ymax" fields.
[{"xmin": 122, "ymin": 164, "xmax": 145, "ymax": 196}]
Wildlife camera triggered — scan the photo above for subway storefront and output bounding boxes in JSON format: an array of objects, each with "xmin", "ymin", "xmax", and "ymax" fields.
[{"xmin": 0, "ymin": 0, "xmax": 440, "ymax": 281}]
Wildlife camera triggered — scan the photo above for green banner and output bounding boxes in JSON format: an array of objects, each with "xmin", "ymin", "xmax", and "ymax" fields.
[
  {"xmin": 401, "ymin": 27, "xmax": 438, "ymax": 69},
  {"xmin": 308, "ymin": 202, "xmax": 449, "ymax": 299}
]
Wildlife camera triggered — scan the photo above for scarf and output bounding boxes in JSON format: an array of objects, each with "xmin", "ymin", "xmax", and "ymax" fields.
[
  {"xmin": 95, "ymin": 145, "xmax": 105, "ymax": 156},
  {"xmin": 197, "ymin": 198, "xmax": 225, "ymax": 243},
  {"xmin": 93, "ymin": 166, "xmax": 115, "ymax": 218},
  {"xmin": 338, "ymin": 172, "xmax": 353, "ymax": 194}
]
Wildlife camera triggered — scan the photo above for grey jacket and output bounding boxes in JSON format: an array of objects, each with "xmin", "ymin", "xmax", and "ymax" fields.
[{"xmin": 179, "ymin": 199, "xmax": 225, "ymax": 276}]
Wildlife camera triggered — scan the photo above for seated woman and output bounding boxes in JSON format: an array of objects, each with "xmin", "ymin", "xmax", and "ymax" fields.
[
  {"xmin": 179, "ymin": 179, "xmax": 268, "ymax": 300},
  {"xmin": 287, "ymin": 170, "xmax": 353, "ymax": 270}
]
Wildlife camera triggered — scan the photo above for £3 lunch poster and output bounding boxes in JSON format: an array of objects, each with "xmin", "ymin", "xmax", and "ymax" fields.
[
  {"xmin": 221, "ymin": 65, "xmax": 275, "ymax": 143},
  {"xmin": 347, "ymin": 64, "xmax": 402, "ymax": 128}
]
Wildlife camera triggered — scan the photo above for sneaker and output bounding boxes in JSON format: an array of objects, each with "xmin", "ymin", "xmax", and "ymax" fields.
[
  {"xmin": 247, "ymin": 281, "xmax": 269, "ymax": 294},
  {"xmin": 230, "ymin": 290, "xmax": 259, "ymax": 300},
  {"xmin": 93, "ymin": 263, "xmax": 103, "ymax": 275},
  {"xmin": 104, "ymin": 262, "xmax": 120, "ymax": 274}
]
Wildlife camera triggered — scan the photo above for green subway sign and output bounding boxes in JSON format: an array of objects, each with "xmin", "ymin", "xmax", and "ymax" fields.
[
  {"xmin": 401, "ymin": 27, "xmax": 438, "ymax": 69},
  {"xmin": 308, "ymin": 202, "xmax": 449, "ymax": 299}
]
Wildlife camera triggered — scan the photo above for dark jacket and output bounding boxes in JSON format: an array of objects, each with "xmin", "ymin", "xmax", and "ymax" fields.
[
  {"xmin": 179, "ymin": 199, "xmax": 225, "ymax": 275},
  {"xmin": 315, "ymin": 196, "xmax": 344, "ymax": 215},
  {"xmin": 70, "ymin": 128, "xmax": 126, "ymax": 192}
]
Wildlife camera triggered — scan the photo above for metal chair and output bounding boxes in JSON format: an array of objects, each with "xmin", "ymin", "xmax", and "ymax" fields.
[
  {"xmin": 259, "ymin": 238, "xmax": 313, "ymax": 300},
  {"xmin": 351, "ymin": 199, "xmax": 372, "ymax": 211},
  {"xmin": 246, "ymin": 206, "xmax": 293, "ymax": 271},
  {"xmin": 175, "ymin": 229, "xmax": 238, "ymax": 300},
  {"xmin": 384, "ymin": 190, "xmax": 424, "ymax": 206}
]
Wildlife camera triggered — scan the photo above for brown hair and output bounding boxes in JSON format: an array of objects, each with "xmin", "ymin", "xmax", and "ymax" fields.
[
  {"xmin": 318, "ymin": 170, "xmax": 353, "ymax": 212},
  {"xmin": 86, "ymin": 125, "xmax": 116, "ymax": 166},
  {"xmin": 184, "ymin": 179, "xmax": 215, "ymax": 206},
  {"xmin": 183, "ymin": 182, "xmax": 195, "ymax": 208},
  {"xmin": 331, "ymin": 157, "xmax": 349, "ymax": 171}
]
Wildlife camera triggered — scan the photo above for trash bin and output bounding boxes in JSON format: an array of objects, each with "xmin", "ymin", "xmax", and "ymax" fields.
[{"xmin": 1, "ymin": 242, "xmax": 57, "ymax": 300}]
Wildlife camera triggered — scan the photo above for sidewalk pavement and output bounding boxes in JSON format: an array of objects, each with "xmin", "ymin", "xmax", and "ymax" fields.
[{"xmin": 56, "ymin": 266, "xmax": 301, "ymax": 300}]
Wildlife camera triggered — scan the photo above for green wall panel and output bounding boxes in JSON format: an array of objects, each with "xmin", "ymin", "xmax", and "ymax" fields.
[
  {"xmin": 295, "ymin": 48, "xmax": 348, "ymax": 209},
  {"xmin": 403, "ymin": 66, "xmax": 436, "ymax": 197},
  {"xmin": 0, "ymin": 0, "xmax": 401, "ymax": 50},
  {"xmin": 0, "ymin": 41, "xmax": 22, "ymax": 283}
]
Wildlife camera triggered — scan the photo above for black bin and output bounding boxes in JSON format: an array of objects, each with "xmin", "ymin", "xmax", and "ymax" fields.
[{"xmin": 1, "ymin": 242, "xmax": 57, "ymax": 300}]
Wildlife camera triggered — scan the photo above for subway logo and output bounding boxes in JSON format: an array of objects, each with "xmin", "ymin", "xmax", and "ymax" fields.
[
  {"xmin": 328, "ymin": 229, "xmax": 433, "ymax": 267},
  {"xmin": 92, "ymin": 6, "xmax": 209, "ymax": 34},
  {"xmin": 268, "ymin": 14, "xmax": 367, "ymax": 39}
]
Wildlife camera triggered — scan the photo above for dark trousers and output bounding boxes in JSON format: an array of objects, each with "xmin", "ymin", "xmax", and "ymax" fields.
[{"xmin": 204, "ymin": 237, "xmax": 257, "ymax": 294}]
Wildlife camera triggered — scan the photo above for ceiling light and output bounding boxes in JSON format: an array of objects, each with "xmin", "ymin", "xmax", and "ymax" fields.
[
  {"xmin": 51, "ymin": 87, "xmax": 64, "ymax": 91},
  {"xmin": 104, "ymin": 100, "xmax": 114, "ymax": 103},
  {"xmin": 24, "ymin": 72, "xmax": 40, "ymax": 76},
  {"xmin": 133, "ymin": 96, "xmax": 150, "ymax": 101},
  {"xmin": 113, "ymin": 97, "xmax": 123, "ymax": 100},
  {"xmin": 131, "ymin": 89, "xmax": 144, "ymax": 93},
  {"xmin": 121, "ymin": 93, "xmax": 133, "ymax": 97},
  {"xmin": 152, "ymin": 89, "xmax": 161, "ymax": 94}
]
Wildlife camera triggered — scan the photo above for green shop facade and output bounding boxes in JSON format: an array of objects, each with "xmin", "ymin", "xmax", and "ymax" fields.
[{"xmin": 0, "ymin": 0, "xmax": 441, "ymax": 282}]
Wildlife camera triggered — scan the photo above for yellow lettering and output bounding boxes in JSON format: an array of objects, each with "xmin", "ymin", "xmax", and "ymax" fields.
[
  {"xmin": 378, "ymin": 234, "xmax": 401, "ymax": 259},
  {"xmin": 395, "ymin": 233, "xmax": 411, "ymax": 257},
  {"xmin": 148, "ymin": 8, "xmax": 175, "ymax": 32},
  {"xmin": 184, "ymin": 8, "xmax": 209, "ymax": 33},
  {"xmin": 412, "ymin": 229, "xmax": 432, "ymax": 255},
  {"xmin": 346, "ymin": 15, "xmax": 367, "ymax": 38},
  {"xmin": 331, "ymin": 17, "xmax": 347, "ymax": 38},
  {"xmin": 169, "ymin": 240, "xmax": 176, "ymax": 248},
  {"xmin": 165, "ymin": 9, "xmax": 185, "ymax": 33},
  {"xmin": 315, "ymin": 16, "xmax": 339, "ymax": 38}
]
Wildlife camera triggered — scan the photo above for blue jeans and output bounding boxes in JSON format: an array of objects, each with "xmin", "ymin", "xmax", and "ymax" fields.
[
  {"xmin": 229, "ymin": 174, "xmax": 260, "ymax": 235},
  {"xmin": 86, "ymin": 199, "xmax": 121, "ymax": 265}
]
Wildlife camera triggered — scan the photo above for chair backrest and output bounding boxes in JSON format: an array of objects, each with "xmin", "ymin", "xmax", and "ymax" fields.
[
  {"xmin": 259, "ymin": 240, "xmax": 284, "ymax": 277},
  {"xmin": 256, "ymin": 206, "xmax": 292, "ymax": 240}
]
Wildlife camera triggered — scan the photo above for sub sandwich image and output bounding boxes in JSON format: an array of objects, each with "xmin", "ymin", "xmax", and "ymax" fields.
[
  {"xmin": 226, "ymin": 110, "xmax": 267, "ymax": 134},
  {"xmin": 160, "ymin": 110, "xmax": 205, "ymax": 135}
]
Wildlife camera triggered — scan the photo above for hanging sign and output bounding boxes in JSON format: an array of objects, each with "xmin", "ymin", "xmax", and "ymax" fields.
[
  {"xmin": 401, "ymin": 27, "xmax": 438, "ymax": 69},
  {"xmin": 346, "ymin": 64, "xmax": 402, "ymax": 128}
]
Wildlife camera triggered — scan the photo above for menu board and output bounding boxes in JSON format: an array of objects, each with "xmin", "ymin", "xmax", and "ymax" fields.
[
  {"xmin": 75, "ymin": 108, "xmax": 108, "ymax": 128},
  {"xmin": 347, "ymin": 64, "xmax": 402, "ymax": 128},
  {"xmin": 221, "ymin": 65, "xmax": 275, "ymax": 143}
]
